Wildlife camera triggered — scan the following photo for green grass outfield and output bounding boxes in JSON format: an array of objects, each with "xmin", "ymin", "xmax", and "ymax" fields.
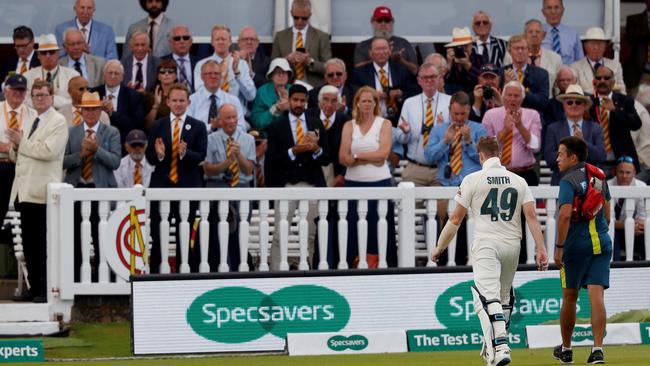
[{"xmin": 11, "ymin": 322, "xmax": 650, "ymax": 366}]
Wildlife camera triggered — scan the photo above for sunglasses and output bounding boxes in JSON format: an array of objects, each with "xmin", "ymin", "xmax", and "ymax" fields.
[
  {"xmin": 129, "ymin": 142, "xmax": 146, "ymax": 148},
  {"xmin": 375, "ymin": 18, "xmax": 392, "ymax": 24},
  {"xmin": 172, "ymin": 35, "xmax": 191, "ymax": 41},
  {"xmin": 564, "ymin": 100, "xmax": 584, "ymax": 106},
  {"xmin": 293, "ymin": 15, "xmax": 309, "ymax": 21},
  {"xmin": 326, "ymin": 72, "xmax": 343, "ymax": 78},
  {"xmin": 474, "ymin": 20, "xmax": 490, "ymax": 26},
  {"xmin": 159, "ymin": 68, "xmax": 177, "ymax": 74},
  {"xmin": 617, "ymin": 156, "xmax": 634, "ymax": 163},
  {"xmin": 39, "ymin": 50, "xmax": 58, "ymax": 55},
  {"xmin": 595, "ymin": 75, "xmax": 612, "ymax": 81}
]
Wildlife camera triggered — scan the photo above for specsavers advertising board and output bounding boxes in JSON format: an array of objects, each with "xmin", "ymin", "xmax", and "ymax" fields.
[{"xmin": 131, "ymin": 267, "xmax": 650, "ymax": 355}]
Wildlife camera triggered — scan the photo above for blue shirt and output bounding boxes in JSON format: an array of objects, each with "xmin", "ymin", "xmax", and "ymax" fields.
[
  {"xmin": 187, "ymin": 88, "xmax": 248, "ymax": 133},
  {"xmin": 205, "ymin": 129, "xmax": 256, "ymax": 186},
  {"xmin": 566, "ymin": 119, "xmax": 583, "ymax": 136},
  {"xmin": 67, "ymin": 55, "xmax": 87, "ymax": 79},
  {"xmin": 424, "ymin": 120, "xmax": 487, "ymax": 186},
  {"xmin": 542, "ymin": 23, "xmax": 584, "ymax": 65},
  {"xmin": 193, "ymin": 54, "xmax": 256, "ymax": 106}
]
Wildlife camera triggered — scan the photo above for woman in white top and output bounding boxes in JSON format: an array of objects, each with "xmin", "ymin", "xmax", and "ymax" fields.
[{"xmin": 339, "ymin": 86, "xmax": 397, "ymax": 267}]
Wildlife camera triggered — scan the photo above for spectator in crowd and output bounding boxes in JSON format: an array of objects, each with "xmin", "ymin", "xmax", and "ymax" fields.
[
  {"xmin": 122, "ymin": 31, "xmax": 160, "ymax": 92},
  {"xmin": 249, "ymin": 129, "xmax": 267, "ymax": 188},
  {"xmin": 124, "ymin": 0, "xmax": 173, "ymax": 59},
  {"xmin": 271, "ymin": 0, "xmax": 332, "ymax": 88},
  {"xmin": 354, "ymin": 6, "xmax": 417, "ymax": 75},
  {"xmin": 146, "ymin": 83, "xmax": 207, "ymax": 273},
  {"xmin": 0, "ymin": 26, "xmax": 40, "ymax": 81},
  {"xmin": 571, "ymin": 27, "xmax": 625, "ymax": 95},
  {"xmin": 62, "ymin": 91, "xmax": 121, "ymax": 281},
  {"xmin": 204, "ymin": 103, "xmax": 256, "ymax": 271},
  {"xmin": 608, "ymin": 156, "xmax": 646, "ymax": 261},
  {"xmin": 470, "ymin": 63, "xmax": 502, "ymax": 121},
  {"xmin": 339, "ymin": 86, "xmax": 397, "ymax": 268},
  {"xmin": 424, "ymin": 53, "xmax": 450, "ymax": 94},
  {"xmin": 501, "ymin": 34, "xmax": 549, "ymax": 114},
  {"xmin": 471, "ymin": 11, "xmax": 507, "ymax": 67},
  {"xmin": 265, "ymin": 85, "xmax": 329, "ymax": 270},
  {"xmin": 544, "ymin": 84, "xmax": 605, "ymax": 185},
  {"xmin": 0, "ymin": 75, "xmax": 37, "ymax": 231},
  {"xmin": 114, "ymin": 129, "xmax": 154, "ymax": 187},
  {"xmin": 187, "ymin": 60, "xmax": 247, "ymax": 132},
  {"xmin": 143, "ymin": 59, "xmax": 178, "ymax": 128},
  {"xmin": 483, "ymin": 81, "xmax": 542, "ymax": 186},
  {"xmin": 60, "ymin": 76, "xmax": 109, "ymax": 126},
  {"xmin": 7, "ymin": 80, "xmax": 68, "ymax": 302},
  {"xmin": 193, "ymin": 25, "xmax": 256, "ymax": 108},
  {"xmin": 237, "ymin": 26, "xmax": 270, "ymax": 89},
  {"xmin": 589, "ymin": 66, "xmax": 642, "ymax": 172},
  {"xmin": 350, "ymin": 37, "xmax": 418, "ymax": 126},
  {"xmin": 307, "ymin": 58, "xmax": 353, "ymax": 113},
  {"xmin": 632, "ymin": 84, "xmax": 650, "ymax": 183},
  {"xmin": 541, "ymin": 0, "xmax": 583, "ymax": 64},
  {"xmin": 444, "ymin": 27, "xmax": 482, "ymax": 95},
  {"xmin": 54, "ymin": 0, "xmax": 118, "ymax": 60},
  {"xmin": 24, "ymin": 34, "xmax": 80, "ymax": 109},
  {"xmin": 92, "ymin": 60, "xmax": 145, "ymax": 148},
  {"xmin": 162, "ymin": 25, "xmax": 197, "ymax": 92},
  {"xmin": 545, "ymin": 66, "xmax": 576, "ymax": 124},
  {"xmin": 60, "ymin": 28, "xmax": 106, "ymax": 88},
  {"xmin": 250, "ymin": 58, "xmax": 293, "ymax": 131},
  {"xmin": 623, "ymin": 0, "xmax": 650, "ymax": 96}
]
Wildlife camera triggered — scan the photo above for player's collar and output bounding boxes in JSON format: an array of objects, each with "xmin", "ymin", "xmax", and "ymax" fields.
[{"xmin": 482, "ymin": 157, "xmax": 503, "ymax": 170}]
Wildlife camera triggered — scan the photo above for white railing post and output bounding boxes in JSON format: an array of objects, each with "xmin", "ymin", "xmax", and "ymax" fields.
[
  {"xmin": 425, "ymin": 199, "xmax": 437, "ymax": 267},
  {"xmin": 218, "ymin": 200, "xmax": 230, "ymax": 272},
  {"xmin": 624, "ymin": 198, "xmax": 635, "ymax": 261},
  {"xmin": 298, "ymin": 200, "xmax": 309, "ymax": 270},
  {"xmin": 54, "ymin": 183, "xmax": 75, "ymax": 300},
  {"xmin": 199, "ymin": 201, "xmax": 210, "ymax": 273},
  {"xmin": 178, "ymin": 200, "xmax": 191, "ymax": 273},
  {"xmin": 239, "ymin": 200, "xmax": 250, "ymax": 272},
  {"xmin": 317, "ymin": 200, "xmax": 329, "ymax": 270},
  {"xmin": 258, "ymin": 200, "xmax": 270, "ymax": 271},
  {"xmin": 97, "ymin": 201, "xmax": 110, "ymax": 283},
  {"xmin": 356, "ymin": 200, "xmax": 368, "ymax": 269},
  {"xmin": 159, "ymin": 201, "xmax": 171, "ymax": 274},
  {"xmin": 397, "ymin": 182, "xmax": 416, "ymax": 267},
  {"xmin": 337, "ymin": 200, "xmax": 348, "ymax": 270},
  {"xmin": 377, "ymin": 199, "xmax": 388, "ymax": 269},
  {"xmin": 80, "ymin": 201, "xmax": 92, "ymax": 283},
  {"xmin": 278, "ymin": 200, "xmax": 290, "ymax": 271}
]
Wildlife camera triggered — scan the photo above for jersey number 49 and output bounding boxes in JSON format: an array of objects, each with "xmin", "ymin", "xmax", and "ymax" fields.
[{"xmin": 480, "ymin": 187, "xmax": 518, "ymax": 222}]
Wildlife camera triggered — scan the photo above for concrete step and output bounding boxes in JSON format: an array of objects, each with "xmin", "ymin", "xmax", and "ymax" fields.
[
  {"xmin": 0, "ymin": 321, "xmax": 59, "ymax": 336},
  {"xmin": 0, "ymin": 302, "xmax": 50, "ymax": 322}
]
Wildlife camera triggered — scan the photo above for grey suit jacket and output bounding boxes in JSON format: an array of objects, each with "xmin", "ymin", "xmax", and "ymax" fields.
[
  {"xmin": 63, "ymin": 122, "xmax": 121, "ymax": 188},
  {"xmin": 271, "ymin": 26, "xmax": 332, "ymax": 87},
  {"xmin": 121, "ymin": 55, "xmax": 160, "ymax": 92},
  {"xmin": 59, "ymin": 53, "xmax": 106, "ymax": 88},
  {"xmin": 123, "ymin": 15, "xmax": 173, "ymax": 59},
  {"xmin": 571, "ymin": 57, "xmax": 626, "ymax": 95}
]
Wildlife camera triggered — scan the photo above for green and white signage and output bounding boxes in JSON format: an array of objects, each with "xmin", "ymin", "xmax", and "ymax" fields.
[
  {"xmin": 407, "ymin": 327, "xmax": 526, "ymax": 352},
  {"xmin": 526, "ymin": 323, "xmax": 641, "ymax": 348},
  {"xmin": 287, "ymin": 331, "xmax": 406, "ymax": 355},
  {"xmin": 0, "ymin": 340, "xmax": 44, "ymax": 363}
]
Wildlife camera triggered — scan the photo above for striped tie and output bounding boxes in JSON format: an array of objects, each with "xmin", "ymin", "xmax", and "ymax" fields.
[
  {"xmin": 295, "ymin": 32, "xmax": 305, "ymax": 80},
  {"xmin": 221, "ymin": 60, "xmax": 230, "ymax": 93},
  {"xmin": 227, "ymin": 137, "xmax": 239, "ymax": 187},
  {"xmin": 19, "ymin": 60, "xmax": 27, "ymax": 75},
  {"xmin": 295, "ymin": 117, "xmax": 304, "ymax": 144},
  {"xmin": 551, "ymin": 27, "xmax": 561, "ymax": 55},
  {"xmin": 134, "ymin": 162, "xmax": 142, "ymax": 185},
  {"xmin": 73, "ymin": 109, "xmax": 82, "ymax": 126},
  {"xmin": 256, "ymin": 162, "xmax": 265, "ymax": 187},
  {"xmin": 450, "ymin": 130, "xmax": 463, "ymax": 175},
  {"xmin": 170, "ymin": 118, "xmax": 180, "ymax": 184},
  {"xmin": 379, "ymin": 69, "xmax": 397, "ymax": 112},
  {"xmin": 8, "ymin": 111, "xmax": 19, "ymax": 130},
  {"xmin": 423, "ymin": 98, "xmax": 434, "ymax": 147},
  {"xmin": 82, "ymin": 129, "xmax": 94, "ymax": 181},
  {"xmin": 323, "ymin": 117, "xmax": 330, "ymax": 130},
  {"xmin": 501, "ymin": 129, "xmax": 514, "ymax": 165},
  {"xmin": 600, "ymin": 107, "xmax": 612, "ymax": 153},
  {"xmin": 517, "ymin": 68, "xmax": 524, "ymax": 84}
]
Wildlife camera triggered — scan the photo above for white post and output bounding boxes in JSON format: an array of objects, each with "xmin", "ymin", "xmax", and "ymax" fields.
[
  {"xmin": 239, "ymin": 200, "xmax": 250, "ymax": 272},
  {"xmin": 356, "ymin": 200, "xmax": 368, "ymax": 269},
  {"xmin": 159, "ymin": 201, "xmax": 171, "ymax": 274},
  {"xmin": 258, "ymin": 200, "xmax": 270, "ymax": 271},
  {"xmin": 298, "ymin": 200, "xmax": 309, "ymax": 270},
  {"xmin": 97, "ymin": 201, "xmax": 110, "ymax": 283},
  {"xmin": 199, "ymin": 201, "xmax": 210, "ymax": 273},
  {"xmin": 317, "ymin": 200, "xmax": 329, "ymax": 270},
  {"xmin": 80, "ymin": 200, "xmax": 92, "ymax": 283},
  {"xmin": 337, "ymin": 200, "xmax": 348, "ymax": 270},
  {"xmin": 218, "ymin": 200, "xmax": 230, "ymax": 272},
  {"xmin": 377, "ymin": 199, "xmax": 388, "ymax": 269},
  {"xmin": 624, "ymin": 198, "xmax": 635, "ymax": 261},
  {"xmin": 178, "ymin": 200, "xmax": 190, "ymax": 273},
  {"xmin": 278, "ymin": 200, "xmax": 290, "ymax": 271},
  {"xmin": 397, "ymin": 182, "xmax": 416, "ymax": 267},
  {"xmin": 425, "ymin": 199, "xmax": 437, "ymax": 267}
]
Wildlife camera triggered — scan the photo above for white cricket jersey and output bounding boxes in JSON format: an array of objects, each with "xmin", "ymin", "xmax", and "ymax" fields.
[{"xmin": 455, "ymin": 157, "xmax": 535, "ymax": 243}]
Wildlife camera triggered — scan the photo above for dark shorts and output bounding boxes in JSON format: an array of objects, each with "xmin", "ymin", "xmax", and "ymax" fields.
[{"xmin": 561, "ymin": 252, "xmax": 611, "ymax": 289}]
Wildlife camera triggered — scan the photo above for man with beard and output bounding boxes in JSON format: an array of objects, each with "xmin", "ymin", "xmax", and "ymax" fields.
[
  {"xmin": 114, "ymin": 129, "xmax": 154, "ymax": 187},
  {"xmin": 124, "ymin": 0, "xmax": 174, "ymax": 59}
]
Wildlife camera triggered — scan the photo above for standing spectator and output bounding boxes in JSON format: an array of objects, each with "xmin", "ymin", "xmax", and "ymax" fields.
[
  {"xmin": 470, "ymin": 63, "xmax": 502, "ymax": 121},
  {"xmin": 6, "ymin": 80, "xmax": 68, "ymax": 302},
  {"xmin": 162, "ymin": 25, "xmax": 197, "ymax": 93},
  {"xmin": 353, "ymin": 6, "xmax": 418, "ymax": 75},
  {"xmin": 60, "ymin": 76, "xmax": 110, "ymax": 126},
  {"xmin": 501, "ymin": 34, "xmax": 549, "ymax": 115},
  {"xmin": 444, "ymin": 27, "xmax": 482, "ymax": 95},
  {"xmin": 541, "ymin": 0, "xmax": 584, "ymax": 64},
  {"xmin": 544, "ymin": 84, "xmax": 605, "ymax": 185},
  {"xmin": 250, "ymin": 58, "xmax": 293, "ymax": 131},
  {"xmin": 623, "ymin": 0, "xmax": 650, "ymax": 95},
  {"xmin": 124, "ymin": 0, "xmax": 173, "ymax": 59},
  {"xmin": 471, "ymin": 11, "xmax": 507, "ymax": 67},
  {"xmin": 114, "ymin": 129, "xmax": 154, "ymax": 188},
  {"xmin": 339, "ymin": 86, "xmax": 397, "ymax": 268},
  {"xmin": 143, "ymin": 59, "xmax": 178, "ymax": 129},
  {"xmin": 0, "ymin": 26, "xmax": 40, "ymax": 81},
  {"xmin": 54, "ymin": 0, "xmax": 118, "ymax": 60},
  {"xmin": 146, "ymin": 83, "xmax": 207, "ymax": 273},
  {"xmin": 571, "ymin": 27, "xmax": 625, "ymax": 95},
  {"xmin": 122, "ymin": 31, "xmax": 160, "ymax": 93},
  {"xmin": 237, "ymin": 26, "xmax": 270, "ymax": 89},
  {"xmin": 271, "ymin": 0, "xmax": 332, "ymax": 88},
  {"xmin": 59, "ymin": 28, "xmax": 106, "ymax": 88},
  {"xmin": 424, "ymin": 53, "xmax": 451, "ymax": 94},
  {"xmin": 632, "ymin": 84, "xmax": 650, "ymax": 183},
  {"xmin": 308, "ymin": 58, "xmax": 353, "ymax": 113}
]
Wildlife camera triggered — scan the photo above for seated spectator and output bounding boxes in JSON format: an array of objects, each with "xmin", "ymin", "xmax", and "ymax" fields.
[
  {"xmin": 501, "ymin": 34, "xmax": 549, "ymax": 115},
  {"xmin": 143, "ymin": 59, "xmax": 178, "ymax": 129},
  {"xmin": 571, "ymin": 27, "xmax": 625, "ymax": 95},
  {"xmin": 608, "ymin": 156, "xmax": 646, "ymax": 261},
  {"xmin": 122, "ymin": 31, "xmax": 160, "ymax": 92},
  {"xmin": 250, "ymin": 58, "xmax": 293, "ymax": 131},
  {"xmin": 471, "ymin": 11, "xmax": 507, "ymax": 67},
  {"xmin": 60, "ymin": 75, "xmax": 109, "ymax": 126},
  {"xmin": 54, "ymin": 0, "xmax": 118, "ymax": 60},
  {"xmin": 470, "ymin": 63, "xmax": 502, "ymax": 121},
  {"xmin": 0, "ymin": 26, "xmax": 40, "ymax": 81},
  {"xmin": 59, "ymin": 28, "xmax": 106, "ymax": 88},
  {"xmin": 541, "ymin": 0, "xmax": 583, "ymax": 64},
  {"xmin": 237, "ymin": 26, "xmax": 270, "ymax": 89},
  {"xmin": 545, "ymin": 65, "xmax": 576, "ymax": 124},
  {"xmin": 161, "ymin": 25, "xmax": 197, "ymax": 92},
  {"xmin": 444, "ymin": 27, "xmax": 482, "ymax": 95},
  {"xmin": 308, "ymin": 58, "xmax": 353, "ymax": 114},
  {"xmin": 114, "ymin": 129, "xmax": 154, "ymax": 187},
  {"xmin": 632, "ymin": 85, "xmax": 650, "ymax": 183}
]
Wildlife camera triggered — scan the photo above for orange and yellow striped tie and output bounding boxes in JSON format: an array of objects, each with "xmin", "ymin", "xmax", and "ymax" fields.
[
  {"xmin": 517, "ymin": 68, "xmax": 524, "ymax": 83},
  {"xmin": 134, "ymin": 162, "xmax": 142, "ymax": 185},
  {"xmin": 501, "ymin": 129, "xmax": 514, "ymax": 166},
  {"xmin": 8, "ymin": 111, "xmax": 19, "ymax": 129},
  {"xmin": 323, "ymin": 117, "xmax": 330, "ymax": 130},
  {"xmin": 73, "ymin": 109, "xmax": 82, "ymax": 126},
  {"xmin": 82, "ymin": 129, "xmax": 94, "ymax": 181},
  {"xmin": 450, "ymin": 129, "xmax": 463, "ymax": 175},
  {"xmin": 19, "ymin": 60, "xmax": 27, "ymax": 75},
  {"xmin": 600, "ymin": 107, "xmax": 612, "ymax": 153},
  {"xmin": 227, "ymin": 137, "xmax": 239, "ymax": 187},
  {"xmin": 170, "ymin": 118, "xmax": 180, "ymax": 184},
  {"xmin": 379, "ymin": 69, "xmax": 398, "ymax": 112},
  {"xmin": 295, "ymin": 117, "xmax": 304, "ymax": 144},
  {"xmin": 221, "ymin": 60, "xmax": 230, "ymax": 93},
  {"xmin": 295, "ymin": 32, "xmax": 305, "ymax": 80},
  {"xmin": 256, "ymin": 162, "xmax": 265, "ymax": 187},
  {"xmin": 423, "ymin": 98, "xmax": 434, "ymax": 147}
]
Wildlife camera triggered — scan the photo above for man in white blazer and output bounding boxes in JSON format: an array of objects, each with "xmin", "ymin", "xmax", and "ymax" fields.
[
  {"xmin": 59, "ymin": 28, "xmax": 106, "ymax": 88},
  {"xmin": 6, "ymin": 79, "xmax": 68, "ymax": 302},
  {"xmin": 123, "ymin": 0, "xmax": 174, "ymax": 59},
  {"xmin": 571, "ymin": 27, "xmax": 626, "ymax": 95}
]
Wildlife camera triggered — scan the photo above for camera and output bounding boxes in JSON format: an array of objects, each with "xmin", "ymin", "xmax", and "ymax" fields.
[
  {"xmin": 482, "ymin": 85, "xmax": 493, "ymax": 100},
  {"xmin": 453, "ymin": 46, "xmax": 466, "ymax": 58},
  {"xmin": 296, "ymin": 47, "xmax": 306, "ymax": 53}
]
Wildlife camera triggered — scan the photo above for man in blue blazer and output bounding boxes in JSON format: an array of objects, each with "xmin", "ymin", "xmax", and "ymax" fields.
[
  {"xmin": 146, "ymin": 83, "xmax": 207, "ymax": 273},
  {"xmin": 544, "ymin": 85, "xmax": 605, "ymax": 185},
  {"xmin": 54, "ymin": 0, "xmax": 118, "ymax": 60}
]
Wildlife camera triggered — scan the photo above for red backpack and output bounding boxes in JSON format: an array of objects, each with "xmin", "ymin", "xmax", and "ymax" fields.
[{"xmin": 571, "ymin": 164, "xmax": 606, "ymax": 222}]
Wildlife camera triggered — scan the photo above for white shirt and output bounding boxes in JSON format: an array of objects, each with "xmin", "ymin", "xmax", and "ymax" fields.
[
  {"xmin": 131, "ymin": 54, "xmax": 149, "ymax": 89},
  {"xmin": 292, "ymin": 25, "xmax": 309, "ymax": 51},
  {"xmin": 187, "ymin": 87, "xmax": 247, "ymax": 132},
  {"xmin": 607, "ymin": 177, "xmax": 647, "ymax": 221},
  {"xmin": 105, "ymin": 84, "xmax": 120, "ymax": 112},
  {"xmin": 15, "ymin": 51, "xmax": 35, "ymax": 75},
  {"xmin": 76, "ymin": 18, "xmax": 93, "ymax": 44},
  {"xmin": 455, "ymin": 157, "xmax": 534, "ymax": 243},
  {"xmin": 114, "ymin": 155, "xmax": 155, "ymax": 188},
  {"xmin": 0, "ymin": 101, "xmax": 36, "ymax": 151}
]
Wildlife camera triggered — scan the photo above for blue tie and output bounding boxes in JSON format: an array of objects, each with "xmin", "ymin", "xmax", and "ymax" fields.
[{"xmin": 552, "ymin": 27, "xmax": 561, "ymax": 55}]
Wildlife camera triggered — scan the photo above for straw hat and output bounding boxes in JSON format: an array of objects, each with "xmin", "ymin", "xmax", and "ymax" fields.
[
  {"xmin": 582, "ymin": 27, "xmax": 609, "ymax": 42},
  {"xmin": 36, "ymin": 34, "xmax": 60, "ymax": 52},
  {"xmin": 556, "ymin": 84, "xmax": 593, "ymax": 106},
  {"xmin": 78, "ymin": 91, "xmax": 102, "ymax": 108},
  {"xmin": 445, "ymin": 27, "xmax": 474, "ymax": 47}
]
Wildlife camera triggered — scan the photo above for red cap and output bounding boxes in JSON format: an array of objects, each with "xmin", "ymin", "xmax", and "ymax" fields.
[{"xmin": 373, "ymin": 6, "xmax": 393, "ymax": 21}]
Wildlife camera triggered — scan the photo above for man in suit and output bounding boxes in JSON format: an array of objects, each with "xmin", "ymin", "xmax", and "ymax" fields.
[
  {"xmin": 571, "ymin": 27, "xmax": 626, "ymax": 95},
  {"xmin": 265, "ymin": 84, "xmax": 329, "ymax": 270},
  {"xmin": 471, "ymin": 11, "xmax": 507, "ymax": 68},
  {"xmin": 545, "ymin": 66, "xmax": 576, "ymax": 124},
  {"xmin": 92, "ymin": 60, "xmax": 145, "ymax": 149},
  {"xmin": 350, "ymin": 37, "xmax": 418, "ymax": 126},
  {"xmin": 162, "ymin": 25, "xmax": 197, "ymax": 93},
  {"xmin": 444, "ymin": 27, "xmax": 484, "ymax": 95},
  {"xmin": 54, "ymin": 0, "xmax": 118, "ymax": 60},
  {"xmin": 307, "ymin": 58, "xmax": 353, "ymax": 114},
  {"xmin": 60, "ymin": 76, "xmax": 109, "ymax": 126},
  {"xmin": 271, "ymin": 0, "xmax": 332, "ymax": 88},
  {"xmin": 540, "ymin": 0, "xmax": 584, "ymax": 64},
  {"xmin": 0, "ymin": 26, "xmax": 40, "ymax": 82},
  {"xmin": 544, "ymin": 84, "xmax": 605, "ymax": 185},
  {"xmin": 589, "ymin": 66, "xmax": 642, "ymax": 172},
  {"xmin": 624, "ymin": 0, "xmax": 650, "ymax": 95},
  {"xmin": 146, "ymin": 83, "xmax": 207, "ymax": 273},
  {"xmin": 59, "ymin": 28, "xmax": 106, "ymax": 88},
  {"xmin": 237, "ymin": 26, "xmax": 271, "ymax": 89},
  {"xmin": 63, "ymin": 91, "xmax": 121, "ymax": 281},
  {"xmin": 6, "ymin": 80, "xmax": 68, "ymax": 302},
  {"xmin": 501, "ymin": 34, "xmax": 549, "ymax": 115},
  {"xmin": 122, "ymin": 31, "xmax": 160, "ymax": 93},
  {"xmin": 124, "ymin": 0, "xmax": 173, "ymax": 59}
]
